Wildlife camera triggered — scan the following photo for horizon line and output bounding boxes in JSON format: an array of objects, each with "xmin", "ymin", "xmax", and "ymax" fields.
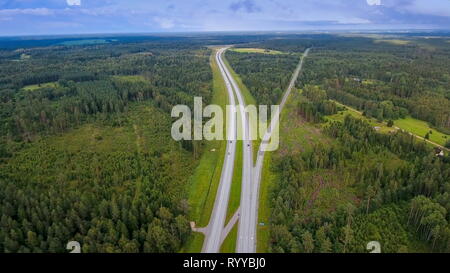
[{"xmin": 1, "ymin": 28, "xmax": 450, "ymax": 39}]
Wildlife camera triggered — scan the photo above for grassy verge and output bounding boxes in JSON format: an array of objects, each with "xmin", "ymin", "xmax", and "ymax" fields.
[
  {"xmin": 220, "ymin": 222, "xmax": 239, "ymax": 253},
  {"xmin": 256, "ymin": 152, "xmax": 274, "ymax": 253},
  {"xmin": 182, "ymin": 48, "xmax": 228, "ymax": 252},
  {"xmin": 183, "ymin": 233, "xmax": 206, "ymax": 253}
]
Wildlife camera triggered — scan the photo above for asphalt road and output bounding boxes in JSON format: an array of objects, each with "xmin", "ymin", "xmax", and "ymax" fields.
[
  {"xmin": 240, "ymin": 48, "xmax": 311, "ymax": 253},
  {"xmin": 202, "ymin": 48, "xmax": 238, "ymax": 253}
]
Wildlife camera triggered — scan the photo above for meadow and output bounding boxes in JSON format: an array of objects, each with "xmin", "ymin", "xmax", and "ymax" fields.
[{"xmin": 230, "ymin": 48, "xmax": 284, "ymax": 55}]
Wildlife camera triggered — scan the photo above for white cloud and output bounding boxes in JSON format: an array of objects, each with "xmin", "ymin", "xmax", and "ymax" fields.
[
  {"xmin": 0, "ymin": 8, "xmax": 54, "ymax": 16},
  {"xmin": 399, "ymin": 0, "xmax": 450, "ymax": 17},
  {"xmin": 153, "ymin": 17, "xmax": 175, "ymax": 29},
  {"xmin": 367, "ymin": 0, "xmax": 381, "ymax": 6},
  {"xmin": 67, "ymin": 0, "xmax": 81, "ymax": 6}
]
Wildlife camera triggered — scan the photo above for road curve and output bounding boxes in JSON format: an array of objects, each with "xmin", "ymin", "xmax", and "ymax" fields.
[{"xmin": 202, "ymin": 48, "xmax": 238, "ymax": 253}]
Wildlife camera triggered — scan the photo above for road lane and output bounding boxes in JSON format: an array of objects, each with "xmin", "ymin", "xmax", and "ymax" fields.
[
  {"xmin": 202, "ymin": 48, "xmax": 238, "ymax": 253},
  {"xmin": 243, "ymin": 48, "xmax": 311, "ymax": 253}
]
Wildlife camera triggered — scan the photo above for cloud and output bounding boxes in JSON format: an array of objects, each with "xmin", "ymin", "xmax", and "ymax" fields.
[
  {"xmin": 397, "ymin": 0, "xmax": 450, "ymax": 17},
  {"xmin": 1, "ymin": 0, "xmax": 450, "ymax": 35},
  {"xmin": 67, "ymin": 0, "xmax": 81, "ymax": 6},
  {"xmin": 367, "ymin": 0, "xmax": 381, "ymax": 6},
  {"xmin": 229, "ymin": 0, "xmax": 261, "ymax": 13},
  {"xmin": 153, "ymin": 17, "xmax": 175, "ymax": 29},
  {"xmin": 0, "ymin": 8, "xmax": 54, "ymax": 16}
]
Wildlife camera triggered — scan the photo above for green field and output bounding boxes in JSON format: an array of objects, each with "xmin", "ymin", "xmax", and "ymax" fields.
[
  {"xmin": 113, "ymin": 75, "xmax": 146, "ymax": 82},
  {"xmin": 20, "ymin": 53, "xmax": 31, "ymax": 60},
  {"xmin": 23, "ymin": 82, "xmax": 58, "ymax": 91},
  {"xmin": 374, "ymin": 39, "xmax": 411, "ymax": 45},
  {"xmin": 325, "ymin": 101, "xmax": 395, "ymax": 134},
  {"xmin": 327, "ymin": 100, "xmax": 449, "ymax": 147},
  {"xmin": 394, "ymin": 117, "xmax": 449, "ymax": 146},
  {"xmin": 230, "ymin": 48, "xmax": 284, "ymax": 55}
]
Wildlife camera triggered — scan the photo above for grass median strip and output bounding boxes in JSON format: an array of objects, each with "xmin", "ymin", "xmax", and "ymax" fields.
[{"xmin": 220, "ymin": 221, "xmax": 239, "ymax": 253}]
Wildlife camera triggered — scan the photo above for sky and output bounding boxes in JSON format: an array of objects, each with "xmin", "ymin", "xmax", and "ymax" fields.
[{"xmin": 0, "ymin": 0, "xmax": 449, "ymax": 36}]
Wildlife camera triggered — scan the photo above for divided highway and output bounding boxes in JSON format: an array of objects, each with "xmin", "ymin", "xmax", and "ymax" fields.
[{"xmin": 201, "ymin": 47, "xmax": 310, "ymax": 253}]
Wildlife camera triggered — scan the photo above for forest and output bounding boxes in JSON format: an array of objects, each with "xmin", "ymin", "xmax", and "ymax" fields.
[
  {"xmin": 226, "ymin": 49, "xmax": 299, "ymax": 105},
  {"xmin": 245, "ymin": 35, "xmax": 450, "ymax": 132},
  {"xmin": 1, "ymin": 33, "xmax": 449, "ymax": 253},
  {"xmin": 0, "ymin": 37, "xmax": 217, "ymax": 252},
  {"xmin": 301, "ymin": 37, "xmax": 450, "ymax": 133},
  {"xmin": 229, "ymin": 35, "xmax": 450, "ymax": 253},
  {"xmin": 270, "ymin": 112, "xmax": 450, "ymax": 252},
  {"xmin": 0, "ymin": 33, "xmax": 307, "ymax": 253}
]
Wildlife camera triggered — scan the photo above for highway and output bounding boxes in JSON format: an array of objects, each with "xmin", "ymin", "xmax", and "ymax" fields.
[
  {"xmin": 201, "ymin": 47, "xmax": 238, "ymax": 253},
  {"xmin": 202, "ymin": 47, "xmax": 310, "ymax": 253}
]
